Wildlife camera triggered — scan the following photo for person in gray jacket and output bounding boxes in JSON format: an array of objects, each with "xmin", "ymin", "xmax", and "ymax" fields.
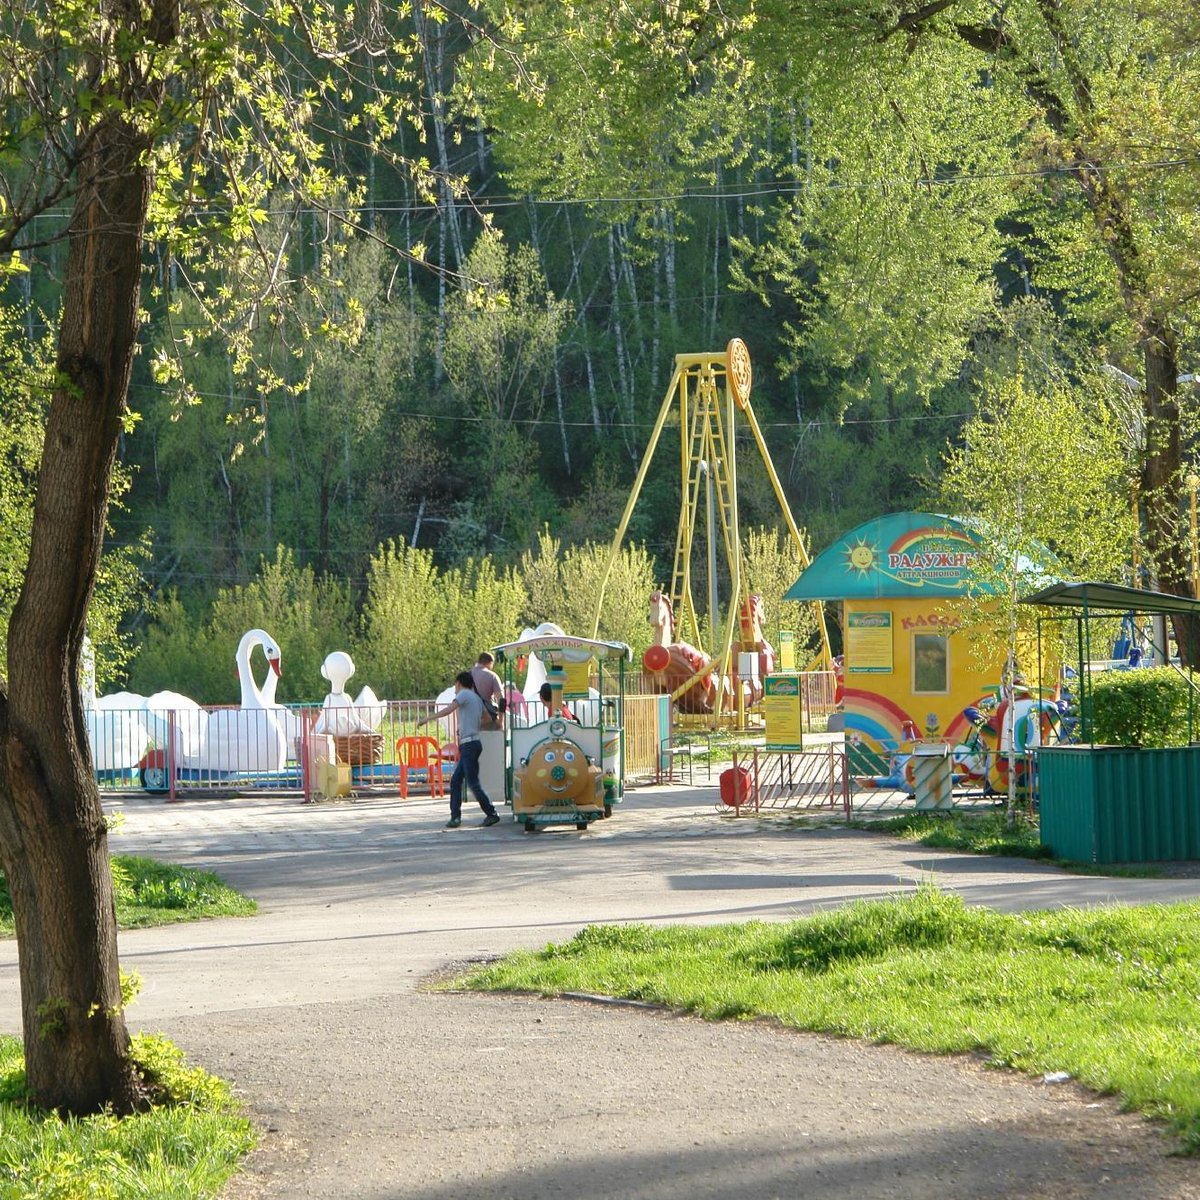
[{"xmin": 419, "ymin": 670, "xmax": 500, "ymax": 829}]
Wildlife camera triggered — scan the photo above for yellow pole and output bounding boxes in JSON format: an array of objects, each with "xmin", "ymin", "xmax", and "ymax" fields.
[
  {"xmin": 740, "ymin": 399, "xmax": 834, "ymax": 669},
  {"xmin": 1188, "ymin": 473, "xmax": 1200, "ymax": 598},
  {"xmin": 590, "ymin": 361, "xmax": 684, "ymax": 638}
]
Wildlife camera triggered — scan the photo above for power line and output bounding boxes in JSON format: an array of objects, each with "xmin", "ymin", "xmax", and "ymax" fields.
[
  {"xmin": 128, "ymin": 381, "xmax": 969, "ymax": 432},
  {"xmin": 12, "ymin": 155, "xmax": 1198, "ymax": 226}
]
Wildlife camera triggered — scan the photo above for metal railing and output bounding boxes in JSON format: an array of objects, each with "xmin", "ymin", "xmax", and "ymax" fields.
[
  {"xmin": 88, "ymin": 699, "xmax": 449, "ymax": 797},
  {"xmin": 726, "ymin": 746, "xmax": 850, "ymax": 815}
]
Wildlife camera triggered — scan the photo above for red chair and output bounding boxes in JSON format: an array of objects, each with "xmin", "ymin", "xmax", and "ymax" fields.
[{"xmin": 396, "ymin": 736, "xmax": 446, "ymax": 799}]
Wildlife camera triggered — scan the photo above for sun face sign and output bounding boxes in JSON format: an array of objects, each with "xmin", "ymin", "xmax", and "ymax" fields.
[{"xmin": 843, "ymin": 538, "xmax": 878, "ymax": 579}]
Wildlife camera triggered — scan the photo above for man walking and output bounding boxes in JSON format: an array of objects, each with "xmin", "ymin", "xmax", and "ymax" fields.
[{"xmin": 418, "ymin": 671, "xmax": 501, "ymax": 829}]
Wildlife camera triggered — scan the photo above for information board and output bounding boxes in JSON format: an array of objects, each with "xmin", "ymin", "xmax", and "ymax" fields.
[
  {"xmin": 847, "ymin": 611, "xmax": 893, "ymax": 674},
  {"xmin": 764, "ymin": 673, "xmax": 804, "ymax": 751}
]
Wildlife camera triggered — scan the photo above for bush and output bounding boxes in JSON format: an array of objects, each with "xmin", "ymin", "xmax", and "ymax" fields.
[
  {"xmin": 358, "ymin": 542, "xmax": 526, "ymax": 697},
  {"xmin": 518, "ymin": 529, "xmax": 658, "ymax": 652},
  {"xmin": 1089, "ymin": 667, "xmax": 1195, "ymax": 748},
  {"xmin": 130, "ymin": 548, "xmax": 355, "ymax": 704}
]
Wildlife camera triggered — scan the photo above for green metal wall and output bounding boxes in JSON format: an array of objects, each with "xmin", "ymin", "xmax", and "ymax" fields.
[{"xmin": 1039, "ymin": 745, "xmax": 1200, "ymax": 864}]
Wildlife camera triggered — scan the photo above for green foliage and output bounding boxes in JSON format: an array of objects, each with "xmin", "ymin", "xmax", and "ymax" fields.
[
  {"xmin": 517, "ymin": 529, "xmax": 657, "ymax": 651},
  {"xmin": 1089, "ymin": 668, "xmax": 1196, "ymax": 748},
  {"xmin": 0, "ymin": 306, "xmax": 147, "ymax": 683},
  {"xmin": 0, "ymin": 1033, "xmax": 253, "ymax": 1199},
  {"xmin": 741, "ymin": 527, "xmax": 819, "ymax": 655},
  {"xmin": 936, "ymin": 361, "xmax": 1136, "ymax": 688},
  {"xmin": 0, "ymin": 307, "xmax": 44, "ymax": 668},
  {"xmin": 358, "ymin": 541, "xmax": 527, "ymax": 698},
  {"xmin": 851, "ymin": 811, "xmax": 1051, "ymax": 860},
  {"xmin": 462, "ymin": 889, "xmax": 1200, "ymax": 1150},
  {"xmin": 130, "ymin": 549, "xmax": 353, "ymax": 704}
]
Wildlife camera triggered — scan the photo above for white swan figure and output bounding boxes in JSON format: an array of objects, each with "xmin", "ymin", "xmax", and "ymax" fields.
[
  {"xmin": 314, "ymin": 651, "xmax": 383, "ymax": 736},
  {"xmin": 258, "ymin": 651, "xmax": 307, "ymax": 760},
  {"xmin": 81, "ymin": 640, "xmax": 151, "ymax": 772},
  {"xmin": 197, "ymin": 629, "xmax": 288, "ymax": 773},
  {"xmin": 142, "ymin": 690, "xmax": 208, "ymax": 762}
]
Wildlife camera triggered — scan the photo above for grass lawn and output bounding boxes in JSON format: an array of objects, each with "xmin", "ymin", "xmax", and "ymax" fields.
[
  {"xmin": 845, "ymin": 810, "xmax": 1050, "ymax": 859},
  {"xmin": 0, "ymin": 856, "xmax": 257, "ymax": 938},
  {"xmin": 458, "ymin": 886, "xmax": 1200, "ymax": 1151},
  {"xmin": 0, "ymin": 1033, "xmax": 254, "ymax": 1199},
  {"xmin": 0, "ymin": 857, "xmax": 258, "ymax": 1193}
]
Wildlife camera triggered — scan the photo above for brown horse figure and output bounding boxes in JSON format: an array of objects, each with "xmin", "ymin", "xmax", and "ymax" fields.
[{"xmin": 643, "ymin": 591, "xmax": 719, "ymax": 713}]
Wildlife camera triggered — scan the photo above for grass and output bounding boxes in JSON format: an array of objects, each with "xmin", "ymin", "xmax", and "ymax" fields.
[
  {"xmin": 0, "ymin": 1033, "xmax": 254, "ymax": 1199},
  {"xmin": 458, "ymin": 886, "xmax": 1200, "ymax": 1151},
  {"xmin": 845, "ymin": 809, "xmax": 1051, "ymax": 859},
  {"xmin": 843, "ymin": 810, "xmax": 1163, "ymax": 876},
  {"xmin": 0, "ymin": 857, "xmax": 257, "ymax": 939}
]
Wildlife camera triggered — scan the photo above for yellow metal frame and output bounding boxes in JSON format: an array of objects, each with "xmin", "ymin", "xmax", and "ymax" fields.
[{"xmin": 591, "ymin": 339, "xmax": 832, "ymax": 726}]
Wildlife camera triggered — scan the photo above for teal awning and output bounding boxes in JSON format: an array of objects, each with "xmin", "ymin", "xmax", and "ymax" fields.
[
  {"xmin": 785, "ymin": 511, "xmax": 1000, "ymax": 602},
  {"xmin": 1020, "ymin": 581, "xmax": 1200, "ymax": 616}
]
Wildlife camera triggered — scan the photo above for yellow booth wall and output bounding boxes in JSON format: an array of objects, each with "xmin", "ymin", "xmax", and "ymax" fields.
[{"xmin": 842, "ymin": 597, "xmax": 1004, "ymax": 754}]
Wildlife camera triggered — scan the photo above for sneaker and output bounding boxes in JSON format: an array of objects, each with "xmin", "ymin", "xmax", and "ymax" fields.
[
  {"xmin": 482, "ymin": 813, "xmax": 500, "ymax": 827},
  {"xmin": 444, "ymin": 818, "xmax": 461, "ymax": 829}
]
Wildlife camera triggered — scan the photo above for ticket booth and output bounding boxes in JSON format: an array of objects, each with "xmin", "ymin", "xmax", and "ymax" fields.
[{"xmin": 785, "ymin": 512, "xmax": 1011, "ymax": 779}]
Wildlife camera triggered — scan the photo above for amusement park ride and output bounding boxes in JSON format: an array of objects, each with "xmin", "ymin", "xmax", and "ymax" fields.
[{"xmin": 591, "ymin": 338, "xmax": 831, "ymax": 727}]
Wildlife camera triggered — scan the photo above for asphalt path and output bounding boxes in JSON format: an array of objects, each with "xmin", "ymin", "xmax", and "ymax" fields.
[{"xmin": 2, "ymin": 782, "xmax": 1199, "ymax": 1198}]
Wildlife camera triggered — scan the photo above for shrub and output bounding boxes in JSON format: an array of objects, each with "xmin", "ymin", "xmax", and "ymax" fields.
[
  {"xmin": 358, "ymin": 542, "xmax": 526, "ymax": 697},
  {"xmin": 130, "ymin": 548, "xmax": 354, "ymax": 704},
  {"xmin": 1089, "ymin": 667, "xmax": 1195, "ymax": 748}
]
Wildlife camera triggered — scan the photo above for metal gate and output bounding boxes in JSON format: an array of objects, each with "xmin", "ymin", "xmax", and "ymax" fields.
[{"xmin": 731, "ymin": 746, "xmax": 850, "ymax": 815}]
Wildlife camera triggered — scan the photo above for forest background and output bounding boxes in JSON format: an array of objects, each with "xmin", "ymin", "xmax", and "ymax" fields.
[{"xmin": 2, "ymin": 0, "xmax": 1197, "ymax": 704}]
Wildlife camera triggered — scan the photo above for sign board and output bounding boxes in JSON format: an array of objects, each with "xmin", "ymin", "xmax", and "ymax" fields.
[
  {"xmin": 564, "ymin": 658, "xmax": 592, "ymax": 697},
  {"xmin": 847, "ymin": 611, "xmax": 893, "ymax": 674},
  {"xmin": 764, "ymin": 673, "xmax": 804, "ymax": 751},
  {"xmin": 778, "ymin": 630, "xmax": 795, "ymax": 671}
]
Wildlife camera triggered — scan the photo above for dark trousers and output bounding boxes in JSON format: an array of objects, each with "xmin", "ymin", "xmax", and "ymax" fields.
[{"xmin": 450, "ymin": 740, "xmax": 496, "ymax": 819}]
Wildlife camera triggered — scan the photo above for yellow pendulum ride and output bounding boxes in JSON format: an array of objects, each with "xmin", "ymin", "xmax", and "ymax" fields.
[{"xmin": 591, "ymin": 339, "xmax": 831, "ymax": 727}]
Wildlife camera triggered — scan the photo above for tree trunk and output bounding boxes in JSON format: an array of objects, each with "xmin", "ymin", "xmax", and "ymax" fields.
[{"xmin": 0, "ymin": 0, "xmax": 176, "ymax": 1114}]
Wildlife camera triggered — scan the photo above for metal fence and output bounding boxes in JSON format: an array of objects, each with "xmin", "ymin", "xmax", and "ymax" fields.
[
  {"xmin": 89, "ymin": 693, "xmax": 664, "ymax": 799},
  {"xmin": 88, "ymin": 700, "xmax": 448, "ymax": 798},
  {"xmin": 725, "ymin": 746, "xmax": 850, "ymax": 815}
]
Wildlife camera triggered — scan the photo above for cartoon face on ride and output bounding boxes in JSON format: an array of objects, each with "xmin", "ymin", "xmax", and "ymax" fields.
[{"xmin": 513, "ymin": 732, "xmax": 603, "ymax": 812}]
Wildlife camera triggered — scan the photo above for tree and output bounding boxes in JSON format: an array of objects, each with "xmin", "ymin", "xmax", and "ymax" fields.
[
  {"xmin": 748, "ymin": 0, "xmax": 1200, "ymax": 651},
  {"xmin": 474, "ymin": 0, "xmax": 1200, "ymax": 654},
  {"xmin": 936, "ymin": 362, "xmax": 1135, "ymax": 813},
  {"xmin": 0, "ymin": 0, "xmax": 484, "ymax": 1113}
]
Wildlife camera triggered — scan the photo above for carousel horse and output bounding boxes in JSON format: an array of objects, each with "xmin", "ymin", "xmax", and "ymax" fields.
[{"xmin": 642, "ymin": 591, "xmax": 719, "ymax": 714}]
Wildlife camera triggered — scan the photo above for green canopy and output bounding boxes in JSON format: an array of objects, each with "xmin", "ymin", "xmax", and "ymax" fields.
[
  {"xmin": 1020, "ymin": 581, "xmax": 1200, "ymax": 616},
  {"xmin": 785, "ymin": 511, "xmax": 997, "ymax": 601}
]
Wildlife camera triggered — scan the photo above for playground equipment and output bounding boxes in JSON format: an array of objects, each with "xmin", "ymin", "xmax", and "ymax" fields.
[
  {"xmin": 855, "ymin": 685, "xmax": 1066, "ymax": 799},
  {"xmin": 591, "ymin": 339, "xmax": 830, "ymax": 726},
  {"xmin": 492, "ymin": 632, "xmax": 630, "ymax": 833},
  {"xmin": 139, "ymin": 628, "xmax": 293, "ymax": 790},
  {"xmin": 82, "ymin": 639, "xmax": 151, "ymax": 774},
  {"xmin": 314, "ymin": 650, "xmax": 385, "ymax": 736},
  {"xmin": 643, "ymin": 590, "xmax": 718, "ymax": 713}
]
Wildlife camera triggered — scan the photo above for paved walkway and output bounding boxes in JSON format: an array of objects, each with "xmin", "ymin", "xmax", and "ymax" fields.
[{"xmin": 2, "ymin": 783, "xmax": 1199, "ymax": 1198}]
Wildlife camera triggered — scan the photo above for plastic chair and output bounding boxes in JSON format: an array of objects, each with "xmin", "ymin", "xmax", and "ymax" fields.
[{"xmin": 395, "ymin": 735, "xmax": 446, "ymax": 799}]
